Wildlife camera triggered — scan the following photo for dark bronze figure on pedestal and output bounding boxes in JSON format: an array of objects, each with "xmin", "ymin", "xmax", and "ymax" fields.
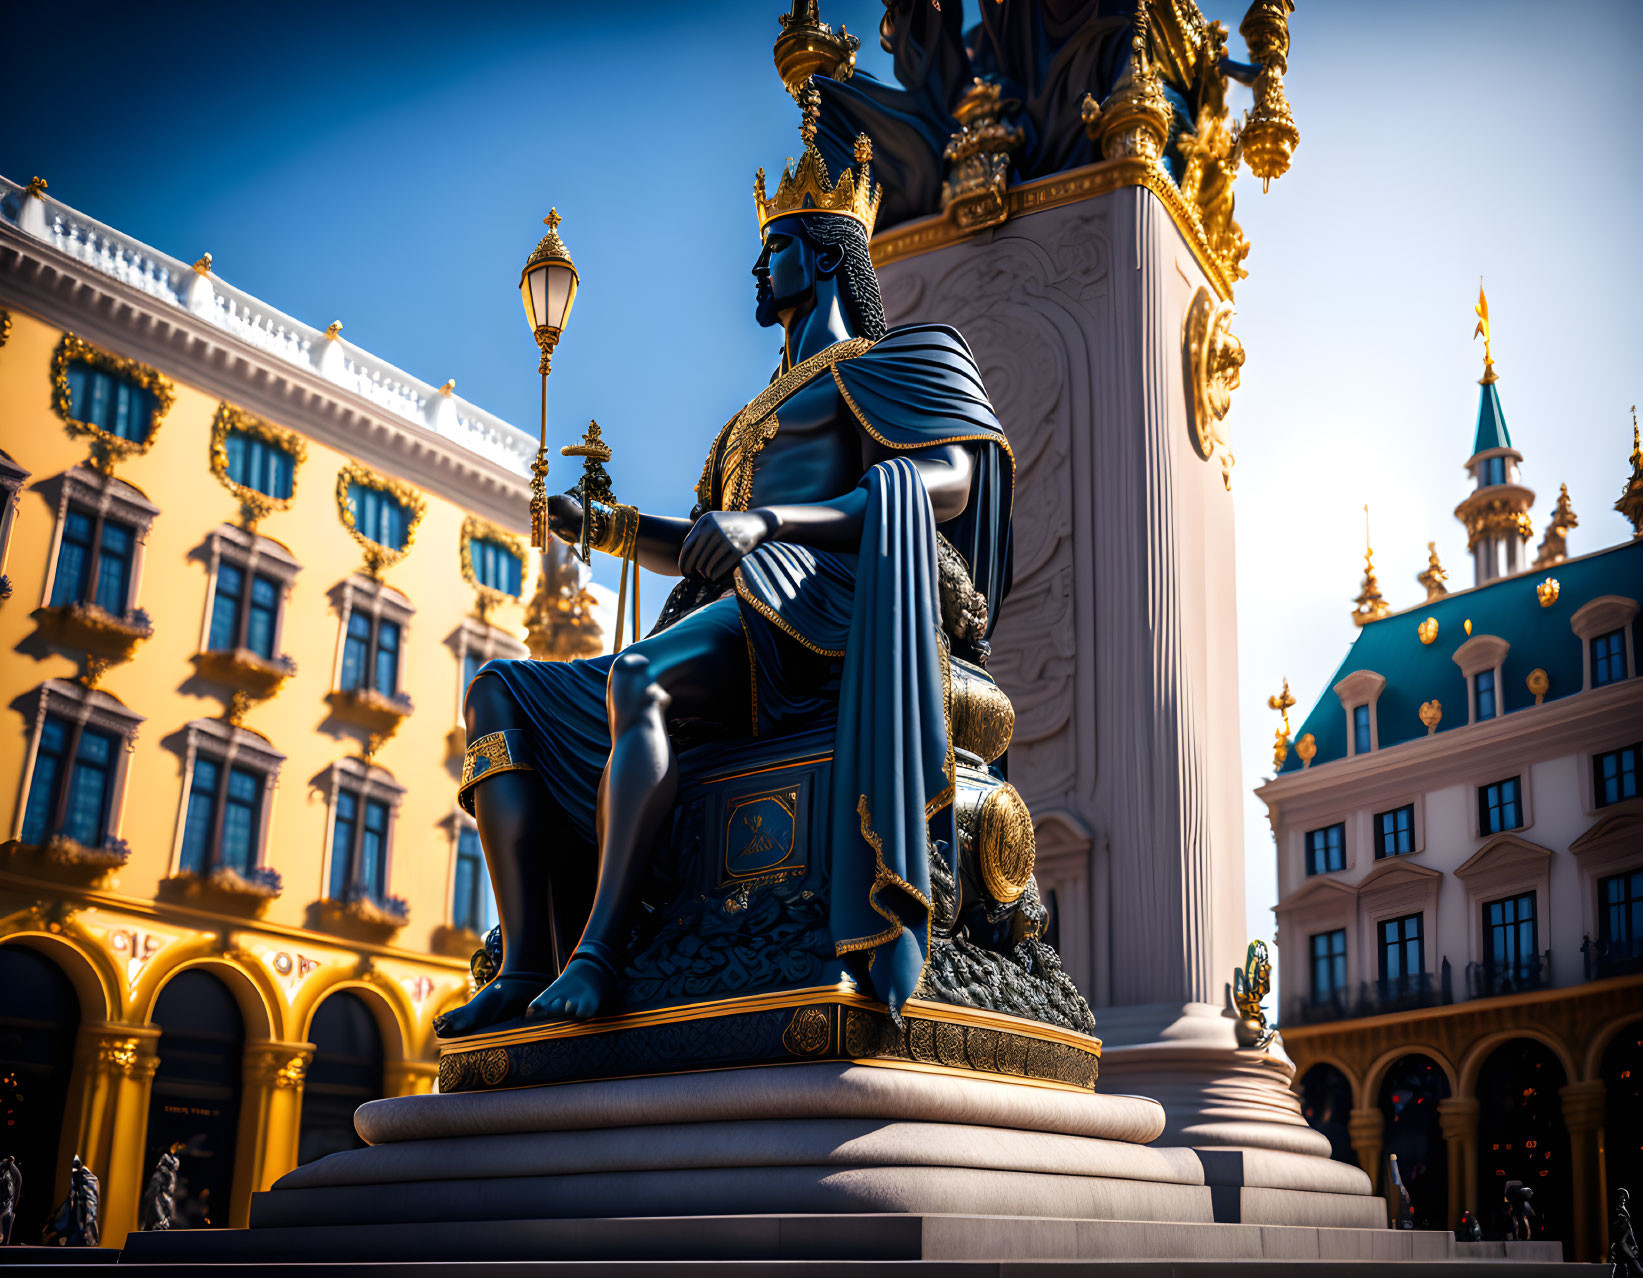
[{"xmin": 436, "ymin": 86, "xmax": 1087, "ymax": 1061}]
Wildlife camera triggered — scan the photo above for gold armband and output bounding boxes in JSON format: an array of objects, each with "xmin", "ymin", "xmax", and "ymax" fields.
[
  {"xmin": 458, "ymin": 729, "xmax": 535, "ymax": 816},
  {"xmin": 587, "ymin": 501, "xmax": 639, "ymax": 557}
]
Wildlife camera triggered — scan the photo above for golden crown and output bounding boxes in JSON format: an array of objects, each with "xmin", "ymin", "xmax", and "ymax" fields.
[{"xmin": 755, "ymin": 82, "xmax": 882, "ymax": 236}]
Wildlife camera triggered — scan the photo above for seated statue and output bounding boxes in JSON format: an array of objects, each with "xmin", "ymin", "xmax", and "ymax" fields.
[{"xmin": 436, "ymin": 89, "xmax": 1078, "ymax": 1043}]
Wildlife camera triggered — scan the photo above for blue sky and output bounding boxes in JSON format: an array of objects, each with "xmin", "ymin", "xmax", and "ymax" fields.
[{"xmin": 4, "ymin": 0, "xmax": 1639, "ymax": 983}]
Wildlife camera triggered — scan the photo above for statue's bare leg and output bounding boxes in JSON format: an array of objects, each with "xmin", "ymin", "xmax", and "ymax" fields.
[
  {"xmin": 528, "ymin": 600, "xmax": 749, "ymax": 1021},
  {"xmin": 432, "ymin": 675, "xmax": 595, "ymax": 1038}
]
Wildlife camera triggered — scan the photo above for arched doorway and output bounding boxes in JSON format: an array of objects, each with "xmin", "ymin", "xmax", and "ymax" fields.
[
  {"xmin": 297, "ymin": 993, "xmax": 384, "ymax": 1166},
  {"xmin": 1378, "ymin": 1053, "xmax": 1449, "ymax": 1230},
  {"xmin": 1475, "ymin": 1038, "xmax": 1572, "ymax": 1249},
  {"xmin": 144, "ymin": 970, "xmax": 245, "ymax": 1228},
  {"xmin": 1299, "ymin": 1063, "xmax": 1357, "ymax": 1165},
  {"xmin": 0, "ymin": 945, "xmax": 81, "ymax": 1242},
  {"xmin": 1602, "ymin": 1021, "xmax": 1643, "ymax": 1228}
]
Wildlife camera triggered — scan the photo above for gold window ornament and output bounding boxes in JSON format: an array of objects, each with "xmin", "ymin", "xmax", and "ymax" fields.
[
  {"xmin": 458, "ymin": 515, "xmax": 527, "ymax": 619},
  {"xmin": 335, "ymin": 462, "xmax": 426, "ymax": 577},
  {"xmin": 51, "ymin": 333, "xmax": 175, "ymax": 474},
  {"xmin": 208, "ymin": 402, "xmax": 306, "ymax": 530}
]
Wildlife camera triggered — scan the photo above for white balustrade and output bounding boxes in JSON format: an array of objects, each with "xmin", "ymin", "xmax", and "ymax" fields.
[{"xmin": 4, "ymin": 175, "xmax": 533, "ymax": 477}]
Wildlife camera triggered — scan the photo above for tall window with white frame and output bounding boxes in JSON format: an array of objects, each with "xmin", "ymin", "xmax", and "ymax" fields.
[
  {"xmin": 1592, "ymin": 629, "xmax": 1627, "ymax": 687},
  {"xmin": 21, "ymin": 717, "xmax": 119, "ymax": 848},
  {"xmin": 329, "ymin": 789, "xmax": 391, "ymax": 906},
  {"xmin": 1305, "ymin": 823, "xmax": 1345, "ymax": 876},
  {"xmin": 180, "ymin": 759, "xmax": 267, "ymax": 880},
  {"xmin": 1594, "ymin": 744, "xmax": 1640, "ymax": 808},
  {"xmin": 1477, "ymin": 775, "xmax": 1522, "ymax": 834},
  {"xmin": 452, "ymin": 825, "xmax": 497, "ymax": 937},
  {"xmin": 340, "ymin": 612, "xmax": 402, "ymax": 699},
  {"xmin": 51, "ymin": 507, "xmax": 136, "ymax": 616},
  {"xmin": 1482, "ymin": 892, "xmax": 1539, "ymax": 996},
  {"xmin": 1309, "ymin": 928, "xmax": 1347, "ymax": 1010},
  {"xmin": 208, "ymin": 563, "xmax": 281, "ymax": 658},
  {"xmin": 1474, "ymin": 668, "xmax": 1498, "ymax": 722},
  {"xmin": 1374, "ymin": 804, "xmax": 1414, "ymax": 858},
  {"xmin": 1378, "ymin": 912, "xmax": 1424, "ymax": 1000}
]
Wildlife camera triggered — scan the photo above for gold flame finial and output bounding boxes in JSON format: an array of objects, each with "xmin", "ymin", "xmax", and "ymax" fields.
[
  {"xmin": 324, "ymin": 321, "xmax": 343, "ymax": 340},
  {"xmin": 192, "ymin": 252, "xmax": 213, "ymax": 276},
  {"xmin": 24, "ymin": 176, "xmax": 48, "ymax": 199},
  {"xmin": 1266, "ymin": 678, "xmax": 1295, "ymax": 769},
  {"xmin": 544, "ymin": 209, "xmax": 561, "ymax": 231},
  {"xmin": 1473, "ymin": 280, "xmax": 1497, "ymax": 384},
  {"xmin": 1352, "ymin": 504, "xmax": 1389, "ymax": 626}
]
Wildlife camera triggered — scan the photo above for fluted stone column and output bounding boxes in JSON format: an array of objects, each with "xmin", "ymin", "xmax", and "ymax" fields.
[
  {"xmin": 1438, "ymin": 1096, "xmax": 1479, "ymax": 1231},
  {"xmin": 233, "ymin": 1040, "xmax": 315, "ymax": 1226},
  {"xmin": 66, "ymin": 1022, "xmax": 160, "ymax": 1247},
  {"xmin": 877, "ymin": 182, "xmax": 1323, "ymax": 1156},
  {"xmin": 1560, "ymin": 1079, "xmax": 1608, "ymax": 1262},
  {"xmin": 1347, "ymin": 1107, "xmax": 1385, "ymax": 1198}
]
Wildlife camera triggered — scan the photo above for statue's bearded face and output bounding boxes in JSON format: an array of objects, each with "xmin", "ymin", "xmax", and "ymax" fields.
[{"xmin": 752, "ymin": 219, "xmax": 814, "ymax": 328}]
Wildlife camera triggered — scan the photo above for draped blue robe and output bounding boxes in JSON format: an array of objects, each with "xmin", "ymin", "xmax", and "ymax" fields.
[{"xmin": 479, "ymin": 323, "xmax": 1013, "ymax": 1016}]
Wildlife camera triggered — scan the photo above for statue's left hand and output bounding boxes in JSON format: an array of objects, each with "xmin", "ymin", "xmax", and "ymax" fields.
[{"xmin": 678, "ymin": 510, "xmax": 777, "ymax": 581}]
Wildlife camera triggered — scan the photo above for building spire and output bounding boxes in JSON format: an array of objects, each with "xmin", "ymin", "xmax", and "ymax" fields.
[
  {"xmin": 1617, "ymin": 405, "xmax": 1643, "ymax": 538},
  {"xmin": 1532, "ymin": 483, "xmax": 1578, "ymax": 567},
  {"xmin": 1352, "ymin": 504, "xmax": 1389, "ymax": 627},
  {"xmin": 1417, "ymin": 541, "xmax": 1448, "ymax": 601}
]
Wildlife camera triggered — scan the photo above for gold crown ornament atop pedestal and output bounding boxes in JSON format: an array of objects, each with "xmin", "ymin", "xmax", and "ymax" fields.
[{"xmin": 755, "ymin": 82, "xmax": 882, "ymax": 235}]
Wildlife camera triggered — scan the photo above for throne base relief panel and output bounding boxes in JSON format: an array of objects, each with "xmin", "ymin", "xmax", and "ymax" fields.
[{"xmin": 439, "ymin": 720, "xmax": 1100, "ymax": 1095}]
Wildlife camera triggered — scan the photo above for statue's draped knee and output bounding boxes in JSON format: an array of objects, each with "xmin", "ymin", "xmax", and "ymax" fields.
[{"xmin": 459, "ymin": 668, "xmax": 535, "ymax": 817}]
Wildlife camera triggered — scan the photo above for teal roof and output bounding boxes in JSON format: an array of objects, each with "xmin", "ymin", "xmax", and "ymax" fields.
[
  {"xmin": 1472, "ymin": 377, "xmax": 1512, "ymax": 456},
  {"xmin": 1279, "ymin": 538, "xmax": 1643, "ymax": 775}
]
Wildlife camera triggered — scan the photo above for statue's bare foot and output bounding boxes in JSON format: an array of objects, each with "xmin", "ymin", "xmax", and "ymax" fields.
[
  {"xmin": 433, "ymin": 973, "xmax": 552, "ymax": 1038},
  {"xmin": 526, "ymin": 949, "xmax": 619, "ymax": 1022}
]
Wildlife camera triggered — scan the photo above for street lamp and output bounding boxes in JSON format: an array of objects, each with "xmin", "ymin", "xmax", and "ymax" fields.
[{"xmin": 519, "ymin": 209, "xmax": 580, "ymax": 547}]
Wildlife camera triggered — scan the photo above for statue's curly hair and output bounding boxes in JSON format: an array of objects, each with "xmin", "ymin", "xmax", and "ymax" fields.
[{"xmin": 798, "ymin": 213, "xmax": 887, "ymax": 342}]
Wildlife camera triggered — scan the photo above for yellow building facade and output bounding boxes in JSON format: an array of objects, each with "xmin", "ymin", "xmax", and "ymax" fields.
[{"xmin": 0, "ymin": 179, "xmax": 604, "ymax": 1244}]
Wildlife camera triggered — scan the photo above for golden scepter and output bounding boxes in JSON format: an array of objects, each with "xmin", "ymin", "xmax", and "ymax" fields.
[{"xmin": 562, "ymin": 421, "xmax": 641, "ymax": 651}]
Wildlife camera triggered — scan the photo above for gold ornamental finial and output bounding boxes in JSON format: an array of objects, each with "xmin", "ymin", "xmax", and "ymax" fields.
[
  {"xmin": 1238, "ymin": 0, "xmax": 1299, "ymax": 191},
  {"xmin": 1091, "ymin": 1, "xmax": 1173, "ymax": 165},
  {"xmin": 1617, "ymin": 406, "xmax": 1643, "ymax": 537},
  {"xmin": 439, "ymin": 379, "xmax": 455, "ymax": 395},
  {"xmin": 1533, "ymin": 483, "xmax": 1578, "ymax": 567},
  {"xmin": 773, "ymin": 0, "xmax": 858, "ymax": 100},
  {"xmin": 1417, "ymin": 541, "xmax": 1448, "ymax": 602},
  {"xmin": 545, "ymin": 209, "xmax": 561, "ymax": 231},
  {"xmin": 1419, "ymin": 700, "xmax": 1442, "ymax": 735},
  {"xmin": 1295, "ymin": 733, "xmax": 1316, "ymax": 769},
  {"xmin": 1267, "ymin": 678, "xmax": 1295, "ymax": 770},
  {"xmin": 1473, "ymin": 281, "xmax": 1497, "ymax": 384},
  {"xmin": 193, "ymin": 252, "xmax": 213, "ymax": 276},
  {"xmin": 1352, "ymin": 505, "xmax": 1389, "ymax": 627},
  {"xmin": 1536, "ymin": 577, "xmax": 1560, "ymax": 607},
  {"xmin": 1527, "ymin": 668, "xmax": 1549, "ymax": 706},
  {"xmin": 324, "ymin": 321, "xmax": 343, "ymax": 340},
  {"xmin": 24, "ymin": 176, "xmax": 48, "ymax": 199},
  {"xmin": 755, "ymin": 77, "xmax": 881, "ymax": 234}
]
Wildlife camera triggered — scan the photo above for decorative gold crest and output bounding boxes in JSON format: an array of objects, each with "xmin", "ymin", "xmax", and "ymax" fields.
[
  {"xmin": 208, "ymin": 402, "xmax": 306, "ymax": 530},
  {"xmin": 51, "ymin": 333, "xmax": 175, "ymax": 474},
  {"xmin": 335, "ymin": 462, "xmax": 426, "ymax": 577},
  {"xmin": 1526, "ymin": 668, "xmax": 1549, "ymax": 705},
  {"xmin": 1535, "ymin": 577, "xmax": 1560, "ymax": 607},
  {"xmin": 1294, "ymin": 733, "xmax": 1316, "ymax": 768},
  {"xmin": 1417, "ymin": 617, "xmax": 1439, "ymax": 645},
  {"xmin": 1419, "ymin": 700, "xmax": 1442, "ymax": 734},
  {"xmin": 458, "ymin": 514, "xmax": 527, "ymax": 619},
  {"xmin": 1183, "ymin": 287, "xmax": 1242, "ymax": 489}
]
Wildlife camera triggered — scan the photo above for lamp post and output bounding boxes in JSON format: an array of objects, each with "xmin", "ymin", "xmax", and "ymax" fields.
[{"xmin": 519, "ymin": 209, "xmax": 580, "ymax": 547}]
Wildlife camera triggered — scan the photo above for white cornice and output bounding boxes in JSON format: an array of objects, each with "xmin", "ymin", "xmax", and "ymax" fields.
[
  {"xmin": 0, "ymin": 177, "xmax": 533, "ymax": 532},
  {"xmin": 1255, "ymin": 677, "xmax": 1643, "ymax": 829}
]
